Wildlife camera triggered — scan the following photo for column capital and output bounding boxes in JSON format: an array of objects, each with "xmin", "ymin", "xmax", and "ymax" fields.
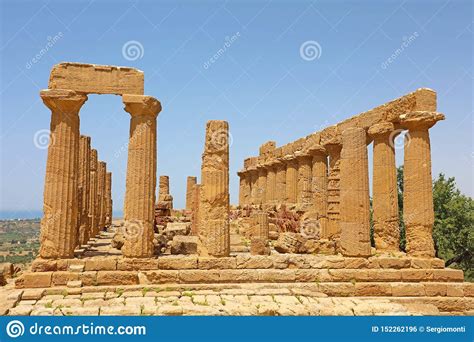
[
  {"xmin": 282, "ymin": 154, "xmax": 297, "ymax": 165},
  {"xmin": 294, "ymin": 151, "xmax": 312, "ymax": 161},
  {"xmin": 368, "ymin": 122, "xmax": 395, "ymax": 138},
  {"xmin": 307, "ymin": 144, "xmax": 327, "ymax": 156},
  {"xmin": 122, "ymin": 94, "xmax": 162, "ymax": 118},
  {"xmin": 400, "ymin": 111, "xmax": 445, "ymax": 130},
  {"xmin": 40, "ymin": 89, "xmax": 87, "ymax": 114}
]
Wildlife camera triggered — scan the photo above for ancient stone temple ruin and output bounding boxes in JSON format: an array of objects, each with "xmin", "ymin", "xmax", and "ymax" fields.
[{"xmin": 10, "ymin": 63, "xmax": 472, "ymax": 316}]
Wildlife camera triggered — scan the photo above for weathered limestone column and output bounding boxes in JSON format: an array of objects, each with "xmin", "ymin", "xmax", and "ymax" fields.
[
  {"xmin": 105, "ymin": 172, "xmax": 112, "ymax": 227},
  {"xmin": 323, "ymin": 139, "xmax": 342, "ymax": 239},
  {"xmin": 339, "ymin": 128, "xmax": 371, "ymax": 257},
  {"xmin": 39, "ymin": 89, "xmax": 87, "ymax": 258},
  {"xmin": 89, "ymin": 149, "xmax": 99, "ymax": 238},
  {"xmin": 122, "ymin": 95, "xmax": 161, "ymax": 258},
  {"xmin": 185, "ymin": 176, "xmax": 197, "ymax": 211},
  {"xmin": 158, "ymin": 175, "xmax": 173, "ymax": 209},
  {"xmin": 401, "ymin": 111, "xmax": 444, "ymax": 257},
  {"xmin": 250, "ymin": 212, "xmax": 270, "ymax": 255},
  {"xmin": 256, "ymin": 165, "xmax": 267, "ymax": 205},
  {"xmin": 191, "ymin": 183, "xmax": 201, "ymax": 235},
  {"xmin": 265, "ymin": 164, "xmax": 276, "ymax": 205},
  {"xmin": 248, "ymin": 167, "xmax": 258, "ymax": 205},
  {"xmin": 368, "ymin": 122, "xmax": 400, "ymax": 251},
  {"xmin": 284, "ymin": 156, "xmax": 298, "ymax": 205},
  {"xmin": 308, "ymin": 145, "xmax": 328, "ymax": 238},
  {"xmin": 199, "ymin": 120, "xmax": 230, "ymax": 257},
  {"xmin": 77, "ymin": 135, "xmax": 91, "ymax": 246},
  {"xmin": 237, "ymin": 171, "xmax": 251, "ymax": 207},
  {"xmin": 295, "ymin": 152, "xmax": 313, "ymax": 207},
  {"xmin": 274, "ymin": 160, "xmax": 287, "ymax": 203},
  {"xmin": 97, "ymin": 161, "xmax": 107, "ymax": 231}
]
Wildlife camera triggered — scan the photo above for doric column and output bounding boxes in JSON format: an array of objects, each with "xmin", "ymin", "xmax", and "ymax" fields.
[
  {"xmin": 250, "ymin": 212, "xmax": 270, "ymax": 255},
  {"xmin": 308, "ymin": 145, "xmax": 328, "ymax": 238},
  {"xmin": 295, "ymin": 152, "xmax": 313, "ymax": 207},
  {"xmin": 248, "ymin": 168, "xmax": 258, "ymax": 205},
  {"xmin": 274, "ymin": 159, "xmax": 287, "ymax": 203},
  {"xmin": 89, "ymin": 149, "xmax": 99, "ymax": 238},
  {"xmin": 191, "ymin": 183, "xmax": 201, "ymax": 235},
  {"xmin": 38, "ymin": 89, "xmax": 87, "ymax": 258},
  {"xmin": 265, "ymin": 163, "xmax": 276, "ymax": 205},
  {"xmin": 158, "ymin": 175, "xmax": 173, "ymax": 210},
  {"xmin": 199, "ymin": 120, "xmax": 230, "ymax": 257},
  {"xmin": 237, "ymin": 171, "xmax": 251, "ymax": 207},
  {"xmin": 122, "ymin": 95, "xmax": 161, "ymax": 258},
  {"xmin": 186, "ymin": 176, "xmax": 197, "ymax": 211},
  {"xmin": 97, "ymin": 161, "xmax": 107, "ymax": 231},
  {"xmin": 339, "ymin": 128, "xmax": 371, "ymax": 257},
  {"xmin": 368, "ymin": 122, "xmax": 400, "ymax": 251},
  {"xmin": 284, "ymin": 156, "xmax": 298, "ymax": 205},
  {"xmin": 401, "ymin": 111, "xmax": 444, "ymax": 257},
  {"xmin": 256, "ymin": 165, "xmax": 267, "ymax": 205},
  {"xmin": 77, "ymin": 135, "xmax": 91, "ymax": 246},
  {"xmin": 322, "ymin": 139, "xmax": 342, "ymax": 238},
  {"xmin": 105, "ymin": 172, "xmax": 112, "ymax": 227}
]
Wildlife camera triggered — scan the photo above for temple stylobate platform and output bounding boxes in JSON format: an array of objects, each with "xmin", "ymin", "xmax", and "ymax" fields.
[{"xmin": 9, "ymin": 62, "xmax": 471, "ymax": 316}]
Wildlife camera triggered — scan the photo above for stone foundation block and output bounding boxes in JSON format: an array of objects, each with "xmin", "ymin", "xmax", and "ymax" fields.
[
  {"xmin": 355, "ymin": 283, "xmax": 392, "ymax": 296},
  {"xmin": 79, "ymin": 271, "xmax": 98, "ymax": 286},
  {"xmin": 432, "ymin": 269, "xmax": 464, "ymax": 282},
  {"xmin": 258, "ymin": 269, "xmax": 296, "ymax": 282},
  {"xmin": 236, "ymin": 255, "xmax": 273, "ymax": 269},
  {"xmin": 31, "ymin": 259, "xmax": 57, "ymax": 272},
  {"xmin": 158, "ymin": 256, "xmax": 198, "ymax": 270},
  {"xmin": 178, "ymin": 270, "xmax": 220, "ymax": 283},
  {"xmin": 143, "ymin": 271, "xmax": 179, "ymax": 284},
  {"xmin": 96, "ymin": 271, "xmax": 138, "ymax": 285},
  {"xmin": 117, "ymin": 258, "xmax": 159, "ymax": 271},
  {"xmin": 318, "ymin": 283, "xmax": 355, "ymax": 297},
  {"xmin": 198, "ymin": 257, "xmax": 237, "ymax": 269},
  {"xmin": 52, "ymin": 271, "xmax": 80, "ymax": 286},
  {"xmin": 22, "ymin": 272, "xmax": 52, "ymax": 288},
  {"xmin": 391, "ymin": 283, "xmax": 426, "ymax": 296},
  {"xmin": 423, "ymin": 283, "xmax": 447, "ymax": 296},
  {"xmin": 219, "ymin": 270, "xmax": 259, "ymax": 283},
  {"xmin": 84, "ymin": 257, "xmax": 117, "ymax": 271}
]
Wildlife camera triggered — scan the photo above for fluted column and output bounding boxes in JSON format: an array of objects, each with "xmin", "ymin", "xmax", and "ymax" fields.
[
  {"xmin": 284, "ymin": 157, "xmax": 298, "ymax": 205},
  {"xmin": 105, "ymin": 172, "xmax": 112, "ymax": 227},
  {"xmin": 186, "ymin": 176, "xmax": 197, "ymax": 211},
  {"xmin": 265, "ymin": 164, "xmax": 276, "ymax": 205},
  {"xmin": 308, "ymin": 145, "xmax": 328, "ymax": 238},
  {"xmin": 274, "ymin": 160, "xmax": 287, "ymax": 203},
  {"xmin": 250, "ymin": 212, "xmax": 270, "ymax": 255},
  {"xmin": 199, "ymin": 120, "xmax": 230, "ymax": 257},
  {"xmin": 323, "ymin": 139, "xmax": 342, "ymax": 239},
  {"xmin": 401, "ymin": 111, "xmax": 444, "ymax": 257},
  {"xmin": 191, "ymin": 183, "xmax": 201, "ymax": 235},
  {"xmin": 122, "ymin": 95, "xmax": 161, "ymax": 258},
  {"xmin": 368, "ymin": 122, "xmax": 400, "ymax": 251},
  {"xmin": 97, "ymin": 161, "xmax": 107, "ymax": 231},
  {"xmin": 39, "ymin": 89, "xmax": 87, "ymax": 258},
  {"xmin": 248, "ymin": 168, "xmax": 258, "ymax": 205},
  {"xmin": 295, "ymin": 152, "xmax": 313, "ymax": 208},
  {"xmin": 89, "ymin": 149, "xmax": 99, "ymax": 238},
  {"xmin": 256, "ymin": 165, "xmax": 267, "ymax": 205},
  {"xmin": 340, "ymin": 128, "xmax": 371, "ymax": 257},
  {"xmin": 77, "ymin": 135, "xmax": 91, "ymax": 246}
]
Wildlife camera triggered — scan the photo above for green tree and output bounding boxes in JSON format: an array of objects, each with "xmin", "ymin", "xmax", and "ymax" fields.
[{"xmin": 396, "ymin": 166, "xmax": 473, "ymax": 280}]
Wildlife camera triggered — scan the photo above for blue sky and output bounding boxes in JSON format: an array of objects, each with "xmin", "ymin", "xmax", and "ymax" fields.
[{"xmin": 0, "ymin": 0, "xmax": 472, "ymax": 218}]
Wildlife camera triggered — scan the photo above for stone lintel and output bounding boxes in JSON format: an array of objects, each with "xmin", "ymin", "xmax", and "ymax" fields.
[{"xmin": 49, "ymin": 62, "xmax": 144, "ymax": 95}]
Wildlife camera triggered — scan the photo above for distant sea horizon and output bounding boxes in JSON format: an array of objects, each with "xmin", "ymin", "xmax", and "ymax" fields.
[{"xmin": 0, "ymin": 211, "xmax": 124, "ymax": 220}]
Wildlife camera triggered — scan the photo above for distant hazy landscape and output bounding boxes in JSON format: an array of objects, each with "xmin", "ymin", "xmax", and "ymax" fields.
[{"xmin": 0, "ymin": 219, "xmax": 40, "ymax": 266}]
